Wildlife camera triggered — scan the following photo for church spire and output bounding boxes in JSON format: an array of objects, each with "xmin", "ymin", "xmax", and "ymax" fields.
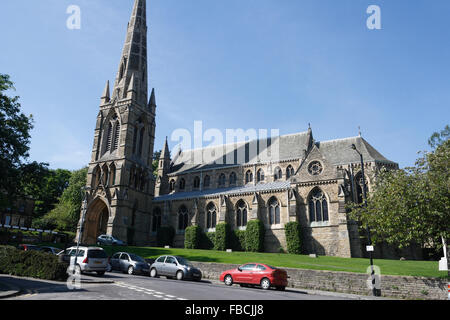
[{"xmin": 112, "ymin": 0, "xmax": 148, "ymax": 105}]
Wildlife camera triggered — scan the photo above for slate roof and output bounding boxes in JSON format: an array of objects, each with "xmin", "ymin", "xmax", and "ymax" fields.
[{"xmin": 153, "ymin": 181, "xmax": 291, "ymax": 202}]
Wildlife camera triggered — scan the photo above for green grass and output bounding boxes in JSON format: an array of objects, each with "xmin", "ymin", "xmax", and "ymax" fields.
[{"xmin": 42, "ymin": 243, "xmax": 447, "ymax": 279}]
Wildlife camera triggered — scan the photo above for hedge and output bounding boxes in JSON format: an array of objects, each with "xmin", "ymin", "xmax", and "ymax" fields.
[
  {"xmin": 214, "ymin": 223, "xmax": 231, "ymax": 251},
  {"xmin": 245, "ymin": 220, "xmax": 265, "ymax": 252},
  {"xmin": 230, "ymin": 229, "xmax": 246, "ymax": 252},
  {"xmin": 201, "ymin": 232, "xmax": 215, "ymax": 250},
  {"xmin": 285, "ymin": 221, "xmax": 302, "ymax": 254},
  {"xmin": 184, "ymin": 226, "xmax": 202, "ymax": 249},
  {"xmin": 156, "ymin": 226, "xmax": 175, "ymax": 247},
  {"xmin": 0, "ymin": 245, "xmax": 68, "ymax": 281}
]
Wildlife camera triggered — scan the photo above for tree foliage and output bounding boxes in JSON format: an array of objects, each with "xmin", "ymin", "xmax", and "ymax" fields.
[{"xmin": 348, "ymin": 126, "xmax": 449, "ymax": 250}]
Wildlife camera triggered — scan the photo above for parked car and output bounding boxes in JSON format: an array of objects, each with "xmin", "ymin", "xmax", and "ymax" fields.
[
  {"xmin": 150, "ymin": 255, "xmax": 202, "ymax": 281},
  {"xmin": 17, "ymin": 244, "xmax": 42, "ymax": 251},
  {"xmin": 64, "ymin": 246, "xmax": 109, "ymax": 276},
  {"xmin": 220, "ymin": 263, "xmax": 288, "ymax": 291},
  {"xmin": 110, "ymin": 252, "xmax": 150, "ymax": 275},
  {"xmin": 40, "ymin": 246, "xmax": 63, "ymax": 255},
  {"xmin": 96, "ymin": 234, "xmax": 127, "ymax": 246}
]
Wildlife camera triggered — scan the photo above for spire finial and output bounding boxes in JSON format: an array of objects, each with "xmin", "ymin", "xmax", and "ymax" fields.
[
  {"xmin": 358, "ymin": 126, "xmax": 362, "ymax": 137},
  {"xmin": 101, "ymin": 80, "xmax": 110, "ymax": 104}
]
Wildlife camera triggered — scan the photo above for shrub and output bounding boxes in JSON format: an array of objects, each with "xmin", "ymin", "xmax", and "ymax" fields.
[
  {"xmin": 214, "ymin": 223, "xmax": 231, "ymax": 251},
  {"xmin": 184, "ymin": 226, "xmax": 202, "ymax": 249},
  {"xmin": 201, "ymin": 232, "xmax": 215, "ymax": 250},
  {"xmin": 230, "ymin": 229, "xmax": 246, "ymax": 252},
  {"xmin": 245, "ymin": 220, "xmax": 265, "ymax": 252},
  {"xmin": 285, "ymin": 221, "xmax": 302, "ymax": 254},
  {"xmin": 0, "ymin": 245, "xmax": 68, "ymax": 281},
  {"xmin": 156, "ymin": 226, "xmax": 175, "ymax": 247}
]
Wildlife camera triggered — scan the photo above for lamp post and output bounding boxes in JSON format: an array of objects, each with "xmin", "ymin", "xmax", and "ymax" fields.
[{"xmin": 351, "ymin": 144, "xmax": 379, "ymax": 297}]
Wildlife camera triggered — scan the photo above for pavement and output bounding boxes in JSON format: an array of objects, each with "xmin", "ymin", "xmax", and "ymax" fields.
[{"xmin": 0, "ymin": 278, "xmax": 21, "ymax": 299}]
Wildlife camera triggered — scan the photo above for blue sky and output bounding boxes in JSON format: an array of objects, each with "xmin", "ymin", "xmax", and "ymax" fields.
[{"xmin": 0, "ymin": 0, "xmax": 449, "ymax": 170}]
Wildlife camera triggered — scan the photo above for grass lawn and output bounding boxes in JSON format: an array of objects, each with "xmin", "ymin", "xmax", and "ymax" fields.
[{"xmin": 43, "ymin": 243, "xmax": 447, "ymax": 279}]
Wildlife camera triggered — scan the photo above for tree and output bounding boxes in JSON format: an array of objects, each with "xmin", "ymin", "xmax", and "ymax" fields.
[
  {"xmin": 0, "ymin": 74, "xmax": 49, "ymax": 210},
  {"xmin": 38, "ymin": 167, "xmax": 88, "ymax": 232},
  {"xmin": 0, "ymin": 74, "xmax": 34, "ymax": 209},
  {"xmin": 152, "ymin": 150, "xmax": 161, "ymax": 178},
  {"xmin": 348, "ymin": 126, "xmax": 449, "ymax": 252}
]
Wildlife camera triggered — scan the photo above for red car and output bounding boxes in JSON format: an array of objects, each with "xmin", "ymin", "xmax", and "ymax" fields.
[
  {"xmin": 220, "ymin": 263, "xmax": 288, "ymax": 291},
  {"xmin": 17, "ymin": 244, "xmax": 42, "ymax": 251}
]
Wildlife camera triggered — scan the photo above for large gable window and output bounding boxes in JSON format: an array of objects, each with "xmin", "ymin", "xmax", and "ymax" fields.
[{"xmin": 309, "ymin": 188, "xmax": 329, "ymax": 223}]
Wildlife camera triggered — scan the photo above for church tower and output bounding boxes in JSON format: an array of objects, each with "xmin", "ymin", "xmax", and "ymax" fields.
[{"xmin": 78, "ymin": 0, "xmax": 155, "ymax": 246}]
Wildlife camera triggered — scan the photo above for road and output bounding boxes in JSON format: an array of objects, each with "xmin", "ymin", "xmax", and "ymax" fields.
[{"xmin": 1, "ymin": 271, "xmax": 355, "ymax": 301}]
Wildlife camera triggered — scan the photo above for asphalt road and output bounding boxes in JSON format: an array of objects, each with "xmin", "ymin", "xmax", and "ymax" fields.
[{"xmin": 1, "ymin": 271, "xmax": 355, "ymax": 301}]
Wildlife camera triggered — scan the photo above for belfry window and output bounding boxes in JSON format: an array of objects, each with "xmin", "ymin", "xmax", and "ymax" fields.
[
  {"xmin": 245, "ymin": 170, "xmax": 253, "ymax": 184},
  {"xmin": 286, "ymin": 165, "xmax": 295, "ymax": 179},
  {"xmin": 257, "ymin": 169, "xmax": 265, "ymax": 183}
]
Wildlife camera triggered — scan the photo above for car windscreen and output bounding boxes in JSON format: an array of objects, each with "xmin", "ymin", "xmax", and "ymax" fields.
[
  {"xmin": 87, "ymin": 249, "xmax": 107, "ymax": 258},
  {"xmin": 129, "ymin": 254, "xmax": 145, "ymax": 262},
  {"xmin": 176, "ymin": 257, "xmax": 193, "ymax": 267}
]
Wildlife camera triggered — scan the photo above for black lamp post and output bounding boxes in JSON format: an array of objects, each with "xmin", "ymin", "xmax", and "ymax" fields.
[
  {"xmin": 351, "ymin": 144, "xmax": 379, "ymax": 297},
  {"xmin": 73, "ymin": 187, "xmax": 90, "ymax": 275}
]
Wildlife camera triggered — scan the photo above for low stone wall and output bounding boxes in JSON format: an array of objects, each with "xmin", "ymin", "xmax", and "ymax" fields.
[{"xmin": 192, "ymin": 262, "xmax": 448, "ymax": 300}]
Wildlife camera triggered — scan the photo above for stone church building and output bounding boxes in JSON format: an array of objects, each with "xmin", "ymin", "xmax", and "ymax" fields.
[{"xmin": 78, "ymin": 0, "xmax": 400, "ymax": 258}]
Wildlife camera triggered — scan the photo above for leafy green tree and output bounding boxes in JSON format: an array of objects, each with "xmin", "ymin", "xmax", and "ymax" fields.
[
  {"xmin": 349, "ymin": 126, "xmax": 449, "ymax": 252},
  {"xmin": 152, "ymin": 150, "xmax": 161, "ymax": 178},
  {"xmin": 40, "ymin": 167, "xmax": 88, "ymax": 232},
  {"xmin": 0, "ymin": 74, "xmax": 34, "ymax": 209}
]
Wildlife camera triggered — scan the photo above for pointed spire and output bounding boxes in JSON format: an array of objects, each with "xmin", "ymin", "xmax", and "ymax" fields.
[
  {"xmin": 306, "ymin": 123, "xmax": 314, "ymax": 151},
  {"xmin": 148, "ymin": 88, "xmax": 156, "ymax": 113},
  {"xmin": 160, "ymin": 136, "xmax": 170, "ymax": 160},
  {"xmin": 101, "ymin": 80, "xmax": 110, "ymax": 104},
  {"xmin": 127, "ymin": 72, "xmax": 137, "ymax": 99},
  {"xmin": 112, "ymin": 0, "xmax": 148, "ymax": 105}
]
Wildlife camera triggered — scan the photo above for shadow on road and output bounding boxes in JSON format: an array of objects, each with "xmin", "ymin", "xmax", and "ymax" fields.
[{"xmin": 0, "ymin": 275, "xmax": 88, "ymax": 296}]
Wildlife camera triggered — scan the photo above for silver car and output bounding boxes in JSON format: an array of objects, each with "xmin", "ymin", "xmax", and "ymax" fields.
[
  {"xmin": 64, "ymin": 246, "xmax": 109, "ymax": 276},
  {"xmin": 150, "ymin": 255, "xmax": 202, "ymax": 281},
  {"xmin": 110, "ymin": 252, "xmax": 150, "ymax": 275}
]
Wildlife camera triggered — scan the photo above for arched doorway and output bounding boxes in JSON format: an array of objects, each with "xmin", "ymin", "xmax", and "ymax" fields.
[{"xmin": 82, "ymin": 198, "xmax": 110, "ymax": 244}]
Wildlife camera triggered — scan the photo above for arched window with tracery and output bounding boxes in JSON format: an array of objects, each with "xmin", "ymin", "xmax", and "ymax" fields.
[
  {"xmin": 274, "ymin": 167, "xmax": 282, "ymax": 181},
  {"xmin": 152, "ymin": 207, "xmax": 162, "ymax": 232},
  {"xmin": 308, "ymin": 188, "xmax": 329, "ymax": 223},
  {"xmin": 236, "ymin": 200, "xmax": 248, "ymax": 227},
  {"xmin": 206, "ymin": 202, "xmax": 217, "ymax": 229},
  {"xmin": 178, "ymin": 205, "xmax": 189, "ymax": 231},
  {"xmin": 245, "ymin": 170, "xmax": 253, "ymax": 184},
  {"xmin": 268, "ymin": 197, "xmax": 280, "ymax": 225},
  {"xmin": 286, "ymin": 165, "xmax": 295, "ymax": 179},
  {"xmin": 257, "ymin": 169, "xmax": 265, "ymax": 183},
  {"xmin": 179, "ymin": 178, "xmax": 186, "ymax": 190}
]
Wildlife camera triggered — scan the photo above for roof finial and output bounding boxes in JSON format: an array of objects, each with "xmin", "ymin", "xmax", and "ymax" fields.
[{"xmin": 358, "ymin": 126, "xmax": 362, "ymax": 137}]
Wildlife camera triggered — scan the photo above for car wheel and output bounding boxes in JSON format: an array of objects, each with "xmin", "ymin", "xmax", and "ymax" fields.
[
  {"xmin": 176, "ymin": 270, "xmax": 184, "ymax": 281},
  {"xmin": 150, "ymin": 268, "xmax": 158, "ymax": 278},
  {"xmin": 260, "ymin": 278, "xmax": 271, "ymax": 290},
  {"xmin": 224, "ymin": 275, "xmax": 233, "ymax": 286},
  {"xmin": 127, "ymin": 266, "xmax": 134, "ymax": 275}
]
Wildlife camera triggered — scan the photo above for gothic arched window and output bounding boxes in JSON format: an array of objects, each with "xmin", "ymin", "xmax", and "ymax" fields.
[
  {"xmin": 152, "ymin": 207, "xmax": 162, "ymax": 232},
  {"xmin": 204, "ymin": 175, "xmax": 211, "ymax": 188},
  {"xmin": 286, "ymin": 165, "xmax": 295, "ymax": 179},
  {"xmin": 268, "ymin": 197, "xmax": 280, "ymax": 225},
  {"xmin": 308, "ymin": 188, "xmax": 329, "ymax": 223},
  {"xmin": 138, "ymin": 127, "xmax": 145, "ymax": 157},
  {"xmin": 193, "ymin": 176, "xmax": 200, "ymax": 189},
  {"xmin": 229, "ymin": 172, "xmax": 237, "ymax": 185},
  {"xmin": 106, "ymin": 122, "xmax": 113, "ymax": 152},
  {"xmin": 236, "ymin": 200, "xmax": 248, "ymax": 227},
  {"xmin": 245, "ymin": 170, "xmax": 253, "ymax": 184},
  {"xmin": 257, "ymin": 169, "xmax": 265, "ymax": 183},
  {"xmin": 274, "ymin": 167, "xmax": 282, "ymax": 181},
  {"xmin": 179, "ymin": 178, "xmax": 186, "ymax": 190},
  {"xmin": 206, "ymin": 202, "xmax": 217, "ymax": 229},
  {"xmin": 169, "ymin": 179, "xmax": 175, "ymax": 192},
  {"xmin": 178, "ymin": 205, "xmax": 189, "ymax": 231},
  {"xmin": 109, "ymin": 163, "xmax": 116, "ymax": 186},
  {"xmin": 112, "ymin": 120, "xmax": 120, "ymax": 151},
  {"xmin": 218, "ymin": 173, "xmax": 226, "ymax": 187}
]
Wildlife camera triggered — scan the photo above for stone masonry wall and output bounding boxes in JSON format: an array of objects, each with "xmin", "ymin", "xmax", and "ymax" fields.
[{"xmin": 192, "ymin": 262, "xmax": 447, "ymax": 300}]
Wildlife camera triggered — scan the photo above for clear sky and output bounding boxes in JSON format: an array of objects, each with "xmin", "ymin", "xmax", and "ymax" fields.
[{"xmin": 0, "ymin": 0, "xmax": 449, "ymax": 170}]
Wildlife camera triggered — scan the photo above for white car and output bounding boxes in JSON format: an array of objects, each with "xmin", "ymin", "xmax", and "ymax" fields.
[{"xmin": 63, "ymin": 246, "xmax": 109, "ymax": 276}]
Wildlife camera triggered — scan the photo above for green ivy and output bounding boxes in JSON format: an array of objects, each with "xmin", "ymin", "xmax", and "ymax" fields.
[
  {"xmin": 214, "ymin": 223, "xmax": 231, "ymax": 251},
  {"xmin": 245, "ymin": 220, "xmax": 265, "ymax": 252},
  {"xmin": 285, "ymin": 221, "xmax": 302, "ymax": 254}
]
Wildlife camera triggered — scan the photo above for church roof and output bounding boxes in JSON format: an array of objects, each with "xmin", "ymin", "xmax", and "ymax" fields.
[
  {"xmin": 153, "ymin": 181, "xmax": 291, "ymax": 202},
  {"xmin": 167, "ymin": 131, "xmax": 396, "ymax": 176}
]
